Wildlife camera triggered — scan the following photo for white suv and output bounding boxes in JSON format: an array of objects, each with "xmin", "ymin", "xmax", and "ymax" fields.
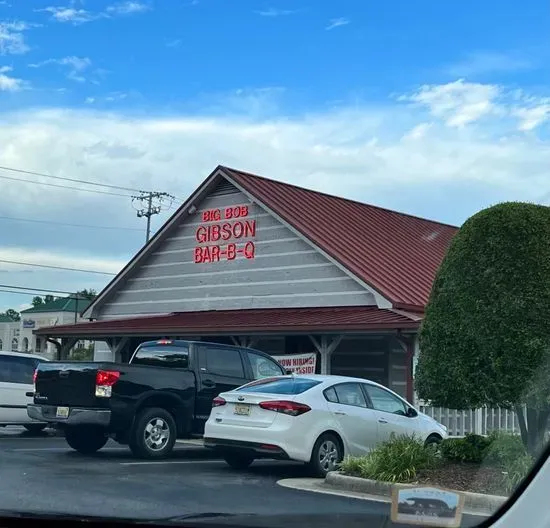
[{"xmin": 0, "ymin": 351, "xmax": 49, "ymax": 433}]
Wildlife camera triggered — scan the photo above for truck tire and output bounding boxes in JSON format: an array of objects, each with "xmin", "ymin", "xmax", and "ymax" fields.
[
  {"xmin": 65, "ymin": 426, "xmax": 108, "ymax": 454},
  {"xmin": 129, "ymin": 407, "xmax": 177, "ymax": 459}
]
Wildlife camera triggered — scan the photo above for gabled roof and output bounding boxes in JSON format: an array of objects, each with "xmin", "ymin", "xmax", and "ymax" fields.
[
  {"xmin": 83, "ymin": 165, "xmax": 458, "ymax": 318},
  {"xmin": 21, "ymin": 297, "xmax": 91, "ymax": 315},
  {"xmin": 224, "ymin": 167, "xmax": 457, "ymax": 310},
  {"xmin": 35, "ymin": 306, "xmax": 420, "ymax": 338},
  {"xmin": 0, "ymin": 314, "xmax": 17, "ymax": 323}
]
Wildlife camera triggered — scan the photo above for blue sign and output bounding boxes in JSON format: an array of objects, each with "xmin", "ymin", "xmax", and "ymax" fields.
[{"xmin": 22, "ymin": 319, "xmax": 35, "ymax": 329}]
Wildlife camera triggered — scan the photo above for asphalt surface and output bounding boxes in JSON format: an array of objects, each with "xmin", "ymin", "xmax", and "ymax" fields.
[{"xmin": 0, "ymin": 426, "xmax": 488, "ymax": 527}]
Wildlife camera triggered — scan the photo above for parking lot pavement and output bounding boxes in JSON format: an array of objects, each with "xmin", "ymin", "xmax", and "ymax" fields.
[{"xmin": 0, "ymin": 434, "xmax": 385, "ymax": 522}]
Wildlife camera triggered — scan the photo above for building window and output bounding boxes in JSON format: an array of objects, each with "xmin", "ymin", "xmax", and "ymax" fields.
[
  {"xmin": 11, "ymin": 338, "xmax": 18, "ymax": 352},
  {"xmin": 22, "ymin": 337, "xmax": 29, "ymax": 352},
  {"xmin": 35, "ymin": 338, "xmax": 41, "ymax": 354},
  {"xmin": 0, "ymin": 339, "xmax": 3, "ymax": 350}
]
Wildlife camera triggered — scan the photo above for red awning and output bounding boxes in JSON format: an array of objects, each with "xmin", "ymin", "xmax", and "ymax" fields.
[{"xmin": 35, "ymin": 306, "xmax": 420, "ymax": 338}]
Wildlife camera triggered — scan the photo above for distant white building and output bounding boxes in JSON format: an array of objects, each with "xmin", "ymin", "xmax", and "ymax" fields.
[{"xmin": 0, "ymin": 297, "xmax": 92, "ymax": 359}]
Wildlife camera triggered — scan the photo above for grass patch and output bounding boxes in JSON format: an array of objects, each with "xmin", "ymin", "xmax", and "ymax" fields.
[{"xmin": 339, "ymin": 434, "xmax": 440, "ymax": 483}]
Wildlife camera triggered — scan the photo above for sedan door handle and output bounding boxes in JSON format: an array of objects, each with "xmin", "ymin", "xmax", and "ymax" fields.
[
  {"xmin": 334, "ymin": 411, "xmax": 347, "ymax": 416},
  {"xmin": 378, "ymin": 418, "xmax": 388, "ymax": 424}
]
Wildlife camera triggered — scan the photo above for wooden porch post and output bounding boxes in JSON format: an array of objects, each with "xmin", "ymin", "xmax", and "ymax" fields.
[{"xmin": 309, "ymin": 335, "xmax": 342, "ymax": 374}]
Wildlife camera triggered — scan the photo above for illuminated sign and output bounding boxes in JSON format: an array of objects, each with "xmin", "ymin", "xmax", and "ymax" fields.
[{"xmin": 194, "ymin": 205, "xmax": 256, "ymax": 264}]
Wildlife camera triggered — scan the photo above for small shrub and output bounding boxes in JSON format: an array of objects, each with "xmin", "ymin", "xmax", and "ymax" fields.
[
  {"xmin": 485, "ymin": 432, "xmax": 527, "ymax": 466},
  {"xmin": 440, "ymin": 433, "xmax": 491, "ymax": 463},
  {"xmin": 339, "ymin": 434, "xmax": 440, "ymax": 483},
  {"xmin": 502, "ymin": 454, "xmax": 534, "ymax": 493}
]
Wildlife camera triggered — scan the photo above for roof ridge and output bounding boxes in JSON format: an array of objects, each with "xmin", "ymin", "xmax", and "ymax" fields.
[{"xmin": 221, "ymin": 165, "xmax": 459, "ymax": 230}]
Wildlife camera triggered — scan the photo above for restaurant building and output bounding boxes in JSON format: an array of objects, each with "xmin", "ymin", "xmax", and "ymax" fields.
[{"xmin": 35, "ymin": 165, "xmax": 457, "ymax": 403}]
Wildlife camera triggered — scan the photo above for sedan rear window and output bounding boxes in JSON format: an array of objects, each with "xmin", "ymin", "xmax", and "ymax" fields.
[{"xmin": 237, "ymin": 377, "xmax": 321, "ymax": 394}]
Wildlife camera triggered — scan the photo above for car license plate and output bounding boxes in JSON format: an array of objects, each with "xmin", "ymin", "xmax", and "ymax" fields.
[
  {"xmin": 234, "ymin": 404, "xmax": 250, "ymax": 416},
  {"xmin": 56, "ymin": 406, "xmax": 69, "ymax": 418}
]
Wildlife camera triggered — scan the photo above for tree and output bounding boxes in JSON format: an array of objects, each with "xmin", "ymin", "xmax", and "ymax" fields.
[
  {"xmin": 416, "ymin": 202, "xmax": 550, "ymax": 455},
  {"xmin": 2, "ymin": 309, "xmax": 20, "ymax": 321},
  {"xmin": 75, "ymin": 289, "xmax": 97, "ymax": 301},
  {"xmin": 32, "ymin": 296, "xmax": 43, "ymax": 307},
  {"xmin": 32, "ymin": 295, "xmax": 55, "ymax": 307}
]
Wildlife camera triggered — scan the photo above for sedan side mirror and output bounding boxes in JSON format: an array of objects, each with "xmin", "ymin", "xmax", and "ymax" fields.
[
  {"xmin": 285, "ymin": 369, "xmax": 293, "ymax": 375},
  {"xmin": 406, "ymin": 407, "xmax": 418, "ymax": 418}
]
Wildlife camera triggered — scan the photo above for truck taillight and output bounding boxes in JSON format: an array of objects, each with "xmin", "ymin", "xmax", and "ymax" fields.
[
  {"xmin": 95, "ymin": 370, "xmax": 120, "ymax": 398},
  {"xmin": 33, "ymin": 369, "xmax": 37, "ymax": 384}
]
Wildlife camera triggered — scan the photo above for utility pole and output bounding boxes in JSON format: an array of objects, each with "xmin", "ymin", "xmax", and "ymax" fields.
[{"xmin": 131, "ymin": 191, "xmax": 175, "ymax": 243}]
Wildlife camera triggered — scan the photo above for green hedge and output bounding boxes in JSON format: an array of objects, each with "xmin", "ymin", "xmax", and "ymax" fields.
[{"xmin": 440, "ymin": 434, "xmax": 492, "ymax": 463}]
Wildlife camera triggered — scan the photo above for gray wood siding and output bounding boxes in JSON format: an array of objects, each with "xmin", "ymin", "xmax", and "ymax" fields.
[{"xmin": 98, "ymin": 184, "xmax": 375, "ymax": 317}]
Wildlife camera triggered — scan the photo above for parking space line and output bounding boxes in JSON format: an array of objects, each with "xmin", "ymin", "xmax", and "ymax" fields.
[{"xmin": 120, "ymin": 459, "xmax": 223, "ymax": 466}]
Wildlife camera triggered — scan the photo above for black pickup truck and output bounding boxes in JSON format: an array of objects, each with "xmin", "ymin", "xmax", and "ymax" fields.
[{"xmin": 27, "ymin": 339, "xmax": 286, "ymax": 459}]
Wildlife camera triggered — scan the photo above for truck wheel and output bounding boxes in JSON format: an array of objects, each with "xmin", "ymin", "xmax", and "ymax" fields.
[
  {"xmin": 223, "ymin": 452, "xmax": 254, "ymax": 470},
  {"xmin": 129, "ymin": 407, "xmax": 176, "ymax": 459},
  {"xmin": 65, "ymin": 426, "xmax": 108, "ymax": 454},
  {"xmin": 23, "ymin": 424, "xmax": 47, "ymax": 434}
]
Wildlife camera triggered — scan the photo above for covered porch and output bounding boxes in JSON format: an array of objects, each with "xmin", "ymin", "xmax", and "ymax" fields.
[{"xmin": 34, "ymin": 306, "xmax": 420, "ymax": 402}]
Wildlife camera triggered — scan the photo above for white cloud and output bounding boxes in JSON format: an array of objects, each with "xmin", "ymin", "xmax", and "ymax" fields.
[
  {"xmin": 255, "ymin": 8, "xmax": 297, "ymax": 17},
  {"xmin": 402, "ymin": 79, "xmax": 501, "ymax": 127},
  {"xmin": 326, "ymin": 18, "xmax": 349, "ymax": 30},
  {"xmin": 0, "ymin": 21, "xmax": 31, "ymax": 55},
  {"xmin": 0, "ymin": 69, "xmax": 24, "ymax": 91},
  {"xmin": 38, "ymin": 1, "xmax": 150, "ymax": 24},
  {"xmin": 37, "ymin": 6, "xmax": 98, "ymax": 25},
  {"xmin": 514, "ymin": 100, "xmax": 550, "ymax": 131},
  {"xmin": 29, "ymin": 56, "xmax": 92, "ymax": 83},
  {"xmin": 105, "ymin": 1, "xmax": 150, "ymax": 15}
]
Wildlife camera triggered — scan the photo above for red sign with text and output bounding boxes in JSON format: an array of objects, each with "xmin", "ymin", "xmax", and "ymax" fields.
[{"xmin": 194, "ymin": 205, "xmax": 256, "ymax": 264}]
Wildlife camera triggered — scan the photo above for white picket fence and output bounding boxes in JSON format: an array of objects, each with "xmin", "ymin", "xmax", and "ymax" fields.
[{"xmin": 419, "ymin": 405, "xmax": 521, "ymax": 437}]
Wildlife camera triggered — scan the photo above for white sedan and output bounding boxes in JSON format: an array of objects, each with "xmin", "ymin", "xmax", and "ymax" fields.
[{"xmin": 204, "ymin": 374, "xmax": 448, "ymax": 476}]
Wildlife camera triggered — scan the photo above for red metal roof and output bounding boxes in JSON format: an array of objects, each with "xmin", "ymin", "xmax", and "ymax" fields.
[
  {"xmin": 35, "ymin": 307, "xmax": 419, "ymax": 337},
  {"xmin": 224, "ymin": 167, "xmax": 458, "ymax": 311}
]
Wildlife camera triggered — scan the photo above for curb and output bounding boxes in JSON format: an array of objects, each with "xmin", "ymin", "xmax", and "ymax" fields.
[{"xmin": 325, "ymin": 472, "xmax": 508, "ymax": 514}]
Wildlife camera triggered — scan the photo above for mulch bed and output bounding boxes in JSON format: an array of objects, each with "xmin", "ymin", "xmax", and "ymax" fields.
[{"xmin": 415, "ymin": 463, "xmax": 508, "ymax": 496}]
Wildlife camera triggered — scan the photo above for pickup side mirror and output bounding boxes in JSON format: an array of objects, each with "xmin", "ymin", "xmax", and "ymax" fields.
[{"xmin": 406, "ymin": 407, "xmax": 418, "ymax": 418}]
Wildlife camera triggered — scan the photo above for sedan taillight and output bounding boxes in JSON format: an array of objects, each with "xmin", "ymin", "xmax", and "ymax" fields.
[
  {"xmin": 259, "ymin": 400, "xmax": 311, "ymax": 416},
  {"xmin": 212, "ymin": 396, "xmax": 226, "ymax": 407}
]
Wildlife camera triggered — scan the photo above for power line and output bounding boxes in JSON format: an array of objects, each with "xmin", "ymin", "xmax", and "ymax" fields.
[
  {"xmin": 0, "ymin": 259, "xmax": 117, "ymax": 276},
  {"xmin": 0, "ymin": 288, "xmax": 78, "ymax": 298},
  {"xmin": 0, "ymin": 214, "xmax": 142, "ymax": 232},
  {"xmin": 132, "ymin": 191, "xmax": 176, "ymax": 243},
  {"xmin": 0, "ymin": 173, "xmax": 134, "ymax": 197},
  {"xmin": 0, "ymin": 284, "xmax": 76, "ymax": 295},
  {"xmin": 0, "ymin": 164, "xmax": 147, "ymax": 194}
]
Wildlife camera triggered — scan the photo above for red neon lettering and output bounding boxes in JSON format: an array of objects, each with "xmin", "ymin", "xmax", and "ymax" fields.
[
  {"xmin": 244, "ymin": 241, "xmax": 255, "ymax": 259},
  {"xmin": 194, "ymin": 220, "xmax": 256, "ymax": 243},
  {"xmin": 202, "ymin": 209, "xmax": 221, "ymax": 222},
  {"xmin": 224, "ymin": 205, "xmax": 249, "ymax": 219}
]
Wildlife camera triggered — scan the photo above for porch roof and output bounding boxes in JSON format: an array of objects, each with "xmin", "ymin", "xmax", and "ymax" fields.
[{"xmin": 34, "ymin": 306, "xmax": 420, "ymax": 339}]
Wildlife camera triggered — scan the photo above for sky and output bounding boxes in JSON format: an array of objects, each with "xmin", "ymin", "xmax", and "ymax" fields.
[{"xmin": 0, "ymin": 0, "xmax": 549, "ymax": 312}]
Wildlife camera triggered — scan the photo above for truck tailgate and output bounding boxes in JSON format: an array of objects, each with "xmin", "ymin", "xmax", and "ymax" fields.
[{"xmin": 34, "ymin": 362, "xmax": 111, "ymax": 407}]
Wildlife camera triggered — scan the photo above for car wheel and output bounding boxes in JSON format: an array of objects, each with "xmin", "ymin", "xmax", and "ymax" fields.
[
  {"xmin": 309, "ymin": 433, "xmax": 343, "ymax": 477},
  {"xmin": 129, "ymin": 407, "xmax": 176, "ymax": 459},
  {"xmin": 424, "ymin": 434, "xmax": 442, "ymax": 448},
  {"xmin": 223, "ymin": 452, "xmax": 255, "ymax": 470},
  {"xmin": 65, "ymin": 426, "xmax": 108, "ymax": 454},
  {"xmin": 23, "ymin": 423, "xmax": 47, "ymax": 434}
]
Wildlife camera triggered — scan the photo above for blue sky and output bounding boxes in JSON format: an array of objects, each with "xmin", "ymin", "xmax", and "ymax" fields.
[{"xmin": 0, "ymin": 0, "xmax": 549, "ymax": 312}]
